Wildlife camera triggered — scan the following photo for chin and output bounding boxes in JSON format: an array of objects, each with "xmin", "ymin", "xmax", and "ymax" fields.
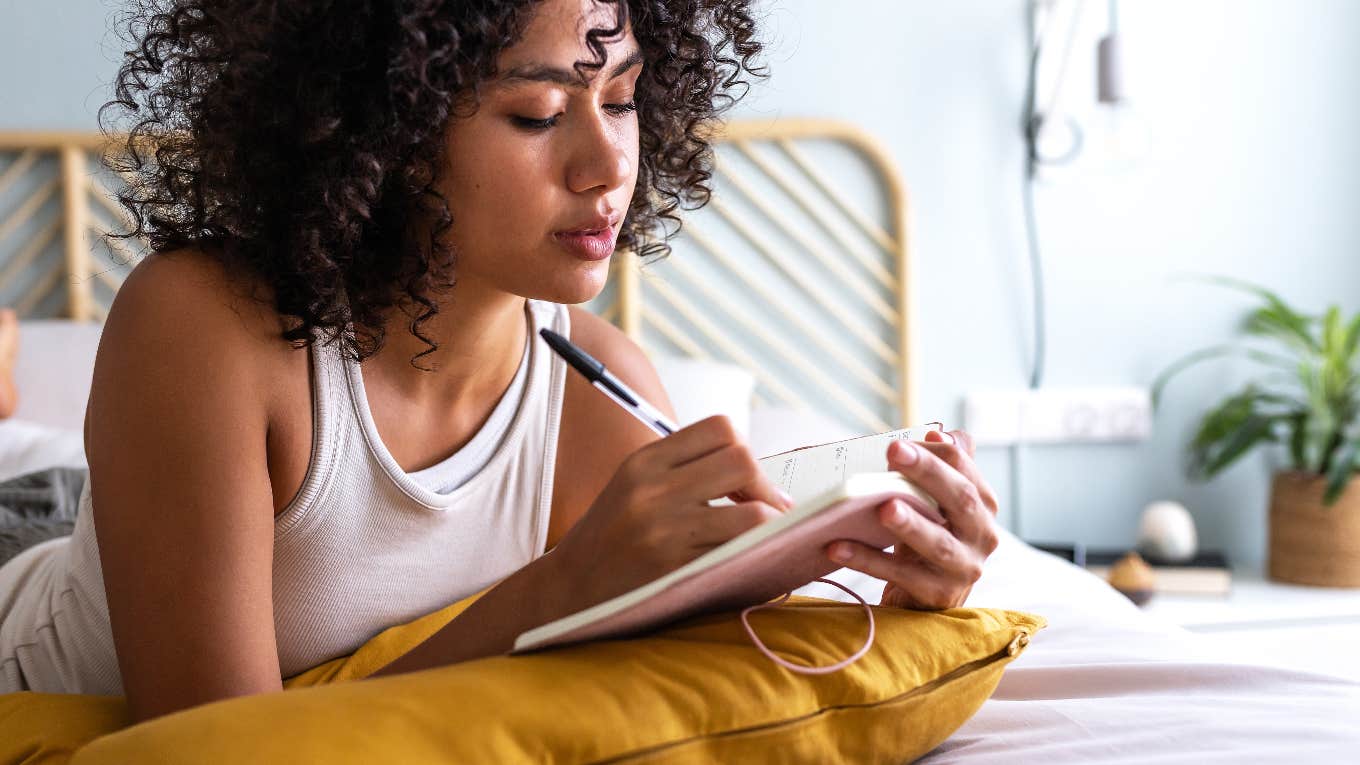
[{"xmin": 528, "ymin": 260, "xmax": 612, "ymax": 305}]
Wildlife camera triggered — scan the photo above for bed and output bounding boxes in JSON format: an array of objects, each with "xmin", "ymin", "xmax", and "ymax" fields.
[{"xmin": 3, "ymin": 126, "xmax": 1360, "ymax": 762}]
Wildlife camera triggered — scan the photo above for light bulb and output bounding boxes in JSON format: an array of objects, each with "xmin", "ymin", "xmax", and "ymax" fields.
[{"xmin": 1093, "ymin": 100, "xmax": 1148, "ymax": 171}]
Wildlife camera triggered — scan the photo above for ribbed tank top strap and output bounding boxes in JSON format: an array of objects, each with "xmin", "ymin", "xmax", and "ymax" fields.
[
  {"xmin": 530, "ymin": 299, "xmax": 570, "ymax": 556},
  {"xmin": 273, "ymin": 328, "xmax": 346, "ymax": 539}
]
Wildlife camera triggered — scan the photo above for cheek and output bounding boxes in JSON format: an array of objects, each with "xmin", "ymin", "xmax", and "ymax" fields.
[
  {"xmin": 442, "ymin": 144, "xmax": 555, "ymax": 242},
  {"xmin": 451, "ymin": 142, "xmax": 549, "ymax": 206}
]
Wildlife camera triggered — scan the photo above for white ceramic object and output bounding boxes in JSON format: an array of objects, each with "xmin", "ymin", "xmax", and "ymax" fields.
[{"xmin": 1137, "ymin": 500, "xmax": 1198, "ymax": 562}]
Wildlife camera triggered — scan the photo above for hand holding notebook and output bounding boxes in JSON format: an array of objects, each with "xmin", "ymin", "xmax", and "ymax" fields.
[{"xmin": 513, "ymin": 423, "xmax": 946, "ymax": 654}]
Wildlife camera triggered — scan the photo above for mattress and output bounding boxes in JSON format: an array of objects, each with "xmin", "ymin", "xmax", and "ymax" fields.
[{"xmin": 796, "ymin": 527, "xmax": 1360, "ymax": 764}]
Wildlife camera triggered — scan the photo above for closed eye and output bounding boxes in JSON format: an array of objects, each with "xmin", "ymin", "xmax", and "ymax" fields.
[
  {"xmin": 510, "ymin": 101, "xmax": 637, "ymax": 132},
  {"xmin": 512, "ymin": 114, "xmax": 560, "ymax": 130}
]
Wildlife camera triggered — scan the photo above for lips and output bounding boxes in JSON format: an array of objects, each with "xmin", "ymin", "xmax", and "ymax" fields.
[
  {"xmin": 554, "ymin": 212, "xmax": 620, "ymax": 237},
  {"xmin": 553, "ymin": 213, "xmax": 620, "ymax": 262}
]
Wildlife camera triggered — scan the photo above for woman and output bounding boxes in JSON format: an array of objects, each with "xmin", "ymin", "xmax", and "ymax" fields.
[{"xmin": 0, "ymin": 0, "xmax": 999, "ymax": 724}]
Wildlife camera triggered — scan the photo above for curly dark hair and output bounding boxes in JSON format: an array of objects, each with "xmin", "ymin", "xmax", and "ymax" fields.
[{"xmin": 100, "ymin": 0, "xmax": 764, "ymax": 367}]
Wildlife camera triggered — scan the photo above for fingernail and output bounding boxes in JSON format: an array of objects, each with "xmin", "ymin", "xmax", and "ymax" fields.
[
  {"xmin": 885, "ymin": 500, "xmax": 908, "ymax": 524},
  {"xmin": 829, "ymin": 542, "xmax": 851, "ymax": 562},
  {"xmin": 896, "ymin": 442, "xmax": 919, "ymax": 465},
  {"xmin": 777, "ymin": 489, "xmax": 795, "ymax": 509}
]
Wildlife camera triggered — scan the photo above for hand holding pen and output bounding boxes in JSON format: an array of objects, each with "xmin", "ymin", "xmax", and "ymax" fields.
[
  {"xmin": 535, "ymin": 327, "xmax": 796, "ymax": 610},
  {"xmin": 539, "ymin": 328, "xmax": 793, "ymax": 511}
]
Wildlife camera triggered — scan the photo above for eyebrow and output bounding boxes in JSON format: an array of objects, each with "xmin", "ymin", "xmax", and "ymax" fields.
[{"xmin": 498, "ymin": 48, "xmax": 645, "ymax": 88}]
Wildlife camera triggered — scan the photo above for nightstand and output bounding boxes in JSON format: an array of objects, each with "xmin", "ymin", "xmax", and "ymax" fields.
[{"xmin": 1142, "ymin": 572, "xmax": 1360, "ymax": 682}]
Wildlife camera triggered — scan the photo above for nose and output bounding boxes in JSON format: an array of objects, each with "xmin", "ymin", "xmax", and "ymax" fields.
[{"xmin": 564, "ymin": 109, "xmax": 633, "ymax": 195}]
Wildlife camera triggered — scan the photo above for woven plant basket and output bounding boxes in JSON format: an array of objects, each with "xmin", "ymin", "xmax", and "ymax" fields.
[{"xmin": 1268, "ymin": 471, "xmax": 1360, "ymax": 588}]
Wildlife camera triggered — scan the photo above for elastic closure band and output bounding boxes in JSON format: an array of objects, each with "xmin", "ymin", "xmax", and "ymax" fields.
[{"xmin": 739, "ymin": 578, "xmax": 875, "ymax": 674}]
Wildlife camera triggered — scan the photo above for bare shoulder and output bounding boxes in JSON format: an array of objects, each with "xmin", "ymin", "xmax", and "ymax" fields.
[
  {"xmin": 86, "ymin": 247, "xmax": 299, "ymax": 457},
  {"xmin": 564, "ymin": 305, "xmax": 675, "ymax": 421},
  {"xmin": 107, "ymin": 248, "xmax": 287, "ymax": 353}
]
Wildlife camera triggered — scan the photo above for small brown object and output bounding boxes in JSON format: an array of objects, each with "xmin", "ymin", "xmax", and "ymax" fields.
[
  {"xmin": 1269, "ymin": 471, "xmax": 1360, "ymax": 588},
  {"xmin": 1107, "ymin": 551, "xmax": 1156, "ymax": 606}
]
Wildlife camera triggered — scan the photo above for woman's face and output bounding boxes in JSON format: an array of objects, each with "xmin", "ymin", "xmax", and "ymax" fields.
[{"xmin": 437, "ymin": 0, "xmax": 641, "ymax": 305}]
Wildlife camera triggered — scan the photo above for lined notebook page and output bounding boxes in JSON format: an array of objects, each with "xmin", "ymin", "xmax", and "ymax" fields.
[{"xmin": 757, "ymin": 425, "xmax": 941, "ymax": 504}]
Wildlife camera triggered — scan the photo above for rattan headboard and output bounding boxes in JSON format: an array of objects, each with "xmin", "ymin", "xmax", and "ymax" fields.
[{"xmin": 0, "ymin": 119, "xmax": 915, "ymax": 430}]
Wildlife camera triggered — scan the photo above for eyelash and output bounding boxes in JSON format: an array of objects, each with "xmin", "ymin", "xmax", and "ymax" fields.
[{"xmin": 511, "ymin": 101, "xmax": 637, "ymax": 131}]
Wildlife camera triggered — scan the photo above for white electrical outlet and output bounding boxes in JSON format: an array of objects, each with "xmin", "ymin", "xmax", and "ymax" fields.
[{"xmin": 963, "ymin": 386, "xmax": 1152, "ymax": 446}]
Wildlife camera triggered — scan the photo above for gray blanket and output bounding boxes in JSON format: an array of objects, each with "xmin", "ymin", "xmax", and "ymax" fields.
[{"xmin": 0, "ymin": 466, "xmax": 87, "ymax": 568}]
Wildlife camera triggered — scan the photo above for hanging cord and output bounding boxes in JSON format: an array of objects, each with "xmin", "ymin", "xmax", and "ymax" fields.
[{"xmin": 1011, "ymin": 0, "xmax": 1087, "ymax": 537}]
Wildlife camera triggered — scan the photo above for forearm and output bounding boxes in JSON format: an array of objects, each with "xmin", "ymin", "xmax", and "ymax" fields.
[{"xmin": 366, "ymin": 548, "xmax": 577, "ymax": 678}]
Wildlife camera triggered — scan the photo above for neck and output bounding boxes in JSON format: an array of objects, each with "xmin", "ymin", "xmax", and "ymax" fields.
[{"xmin": 363, "ymin": 278, "xmax": 529, "ymax": 408}]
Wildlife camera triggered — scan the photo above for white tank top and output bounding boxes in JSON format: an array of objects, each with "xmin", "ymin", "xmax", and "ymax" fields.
[{"xmin": 0, "ymin": 298, "xmax": 568, "ymax": 694}]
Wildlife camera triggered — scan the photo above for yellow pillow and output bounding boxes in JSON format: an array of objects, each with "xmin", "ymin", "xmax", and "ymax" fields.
[
  {"xmin": 1, "ymin": 590, "xmax": 1042, "ymax": 765},
  {"xmin": 51, "ymin": 593, "xmax": 1041, "ymax": 765}
]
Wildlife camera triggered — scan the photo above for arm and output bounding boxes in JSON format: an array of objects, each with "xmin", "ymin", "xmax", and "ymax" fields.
[{"xmin": 87, "ymin": 252, "xmax": 284, "ymax": 723}]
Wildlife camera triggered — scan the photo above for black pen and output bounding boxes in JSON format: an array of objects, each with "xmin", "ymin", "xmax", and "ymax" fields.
[{"xmin": 539, "ymin": 328, "xmax": 681, "ymax": 437}]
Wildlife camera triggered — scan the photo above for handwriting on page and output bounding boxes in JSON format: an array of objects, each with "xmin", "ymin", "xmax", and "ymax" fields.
[{"xmin": 756, "ymin": 425, "xmax": 937, "ymax": 505}]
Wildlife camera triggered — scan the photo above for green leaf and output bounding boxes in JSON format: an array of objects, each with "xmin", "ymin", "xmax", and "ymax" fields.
[
  {"xmin": 1323, "ymin": 306, "xmax": 1342, "ymax": 355},
  {"xmin": 1323, "ymin": 440, "xmax": 1359, "ymax": 505},
  {"xmin": 1342, "ymin": 313, "xmax": 1360, "ymax": 363},
  {"xmin": 1189, "ymin": 388, "xmax": 1255, "ymax": 455},
  {"xmin": 1300, "ymin": 363, "xmax": 1338, "ymax": 473},
  {"xmin": 1288, "ymin": 411, "xmax": 1308, "ymax": 467},
  {"xmin": 1242, "ymin": 305, "xmax": 1319, "ymax": 355},
  {"xmin": 1201, "ymin": 414, "xmax": 1277, "ymax": 478}
]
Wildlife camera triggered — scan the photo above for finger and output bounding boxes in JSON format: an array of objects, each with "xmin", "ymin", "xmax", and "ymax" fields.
[
  {"xmin": 886, "ymin": 440, "xmax": 989, "ymax": 541},
  {"xmin": 642, "ymin": 414, "xmax": 743, "ymax": 470},
  {"xmin": 670, "ymin": 443, "xmax": 793, "ymax": 511},
  {"xmin": 879, "ymin": 556, "xmax": 971, "ymax": 610},
  {"xmin": 824, "ymin": 539, "xmax": 912, "ymax": 583},
  {"xmin": 823, "ymin": 538, "xmax": 969, "ymax": 609},
  {"xmin": 690, "ymin": 501, "xmax": 783, "ymax": 547},
  {"xmin": 875, "ymin": 499, "xmax": 983, "ymax": 581},
  {"xmin": 913, "ymin": 440, "xmax": 1000, "ymax": 516},
  {"xmin": 952, "ymin": 429, "xmax": 976, "ymax": 457},
  {"xmin": 924, "ymin": 428, "xmax": 975, "ymax": 458}
]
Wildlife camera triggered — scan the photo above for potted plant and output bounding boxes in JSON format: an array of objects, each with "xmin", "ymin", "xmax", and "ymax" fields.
[{"xmin": 1152, "ymin": 276, "xmax": 1360, "ymax": 588}]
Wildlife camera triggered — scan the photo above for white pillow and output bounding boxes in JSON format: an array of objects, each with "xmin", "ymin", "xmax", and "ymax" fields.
[
  {"xmin": 0, "ymin": 419, "xmax": 87, "ymax": 481},
  {"xmin": 649, "ymin": 354, "xmax": 755, "ymax": 439},
  {"xmin": 11, "ymin": 320, "xmax": 104, "ymax": 433},
  {"xmin": 747, "ymin": 404, "xmax": 862, "ymax": 460}
]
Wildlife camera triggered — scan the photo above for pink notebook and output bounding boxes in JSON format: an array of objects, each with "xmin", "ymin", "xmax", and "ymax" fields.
[{"xmin": 511, "ymin": 425, "xmax": 941, "ymax": 654}]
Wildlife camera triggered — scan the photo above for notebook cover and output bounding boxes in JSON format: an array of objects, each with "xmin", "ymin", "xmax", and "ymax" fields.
[{"xmin": 511, "ymin": 489, "xmax": 931, "ymax": 653}]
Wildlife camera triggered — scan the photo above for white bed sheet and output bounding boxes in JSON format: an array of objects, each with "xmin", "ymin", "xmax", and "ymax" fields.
[
  {"xmin": 795, "ymin": 529, "xmax": 1360, "ymax": 764},
  {"xmin": 0, "ymin": 419, "xmax": 86, "ymax": 483}
]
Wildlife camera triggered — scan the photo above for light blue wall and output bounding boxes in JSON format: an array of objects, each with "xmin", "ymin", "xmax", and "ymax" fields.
[
  {"xmin": 0, "ymin": 0, "xmax": 117, "ymax": 129},
  {"xmin": 5, "ymin": 0, "xmax": 1359, "ymax": 567}
]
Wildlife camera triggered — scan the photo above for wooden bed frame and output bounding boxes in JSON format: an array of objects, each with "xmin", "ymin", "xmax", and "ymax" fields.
[{"xmin": 0, "ymin": 119, "xmax": 916, "ymax": 430}]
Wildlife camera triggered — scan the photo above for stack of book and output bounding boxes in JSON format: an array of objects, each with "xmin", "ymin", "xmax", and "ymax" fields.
[{"xmin": 1032, "ymin": 543, "xmax": 1232, "ymax": 596}]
